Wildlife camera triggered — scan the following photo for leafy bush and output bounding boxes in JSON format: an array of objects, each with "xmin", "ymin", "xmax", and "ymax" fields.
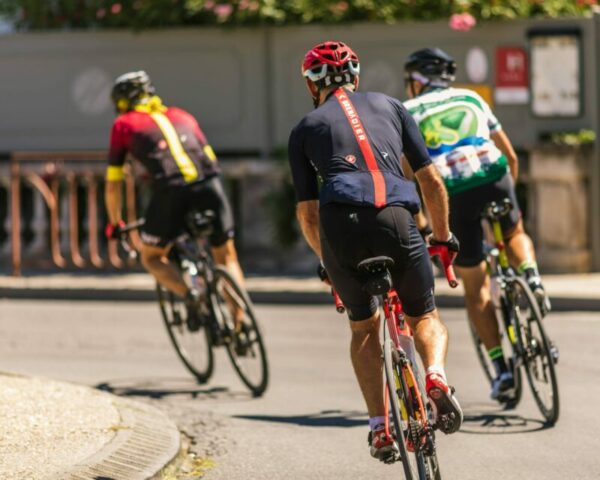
[{"xmin": 0, "ymin": 0, "xmax": 595, "ymax": 30}]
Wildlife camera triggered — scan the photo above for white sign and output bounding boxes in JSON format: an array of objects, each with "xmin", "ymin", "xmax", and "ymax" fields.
[
  {"xmin": 531, "ymin": 35, "xmax": 580, "ymax": 117},
  {"xmin": 72, "ymin": 67, "xmax": 112, "ymax": 115},
  {"xmin": 466, "ymin": 47, "xmax": 488, "ymax": 83}
]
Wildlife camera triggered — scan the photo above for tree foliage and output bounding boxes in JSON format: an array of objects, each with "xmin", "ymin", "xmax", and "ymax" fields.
[{"xmin": 0, "ymin": 0, "xmax": 595, "ymax": 30}]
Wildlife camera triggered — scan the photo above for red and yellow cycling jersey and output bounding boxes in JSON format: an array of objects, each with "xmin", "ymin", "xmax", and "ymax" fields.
[{"xmin": 107, "ymin": 104, "xmax": 219, "ymax": 187}]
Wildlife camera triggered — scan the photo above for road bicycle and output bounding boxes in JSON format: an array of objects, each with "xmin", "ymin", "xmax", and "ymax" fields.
[
  {"xmin": 468, "ymin": 199, "xmax": 559, "ymax": 424},
  {"xmin": 332, "ymin": 245, "xmax": 458, "ymax": 480},
  {"xmin": 119, "ymin": 210, "xmax": 269, "ymax": 397}
]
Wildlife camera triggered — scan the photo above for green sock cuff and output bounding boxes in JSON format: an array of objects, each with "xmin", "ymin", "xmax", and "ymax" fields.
[
  {"xmin": 517, "ymin": 260, "xmax": 538, "ymax": 275},
  {"xmin": 488, "ymin": 346, "xmax": 504, "ymax": 360}
]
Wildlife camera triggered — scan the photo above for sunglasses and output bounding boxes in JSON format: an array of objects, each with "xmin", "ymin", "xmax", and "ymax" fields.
[{"xmin": 304, "ymin": 61, "xmax": 360, "ymax": 82}]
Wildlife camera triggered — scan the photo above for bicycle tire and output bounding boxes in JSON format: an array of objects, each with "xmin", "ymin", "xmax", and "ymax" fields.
[
  {"xmin": 209, "ymin": 267, "xmax": 269, "ymax": 397},
  {"xmin": 468, "ymin": 318, "xmax": 494, "ymax": 384},
  {"xmin": 157, "ymin": 284, "xmax": 214, "ymax": 383},
  {"xmin": 509, "ymin": 277, "xmax": 560, "ymax": 424},
  {"xmin": 384, "ymin": 337, "xmax": 442, "ymax": 480},
  {"xmin": 383, "ymin": 338, "xmax": 415, "ymax": 480}
]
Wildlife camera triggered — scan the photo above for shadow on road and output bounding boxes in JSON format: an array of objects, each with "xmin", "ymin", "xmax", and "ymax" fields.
[
  {"xmin": 460, "ymin": 403, "xmax": 550, "ymax": 434},
  {"xmin": 234, "ymin": 409, "xmax": 367, "ymax": 428},
  {"xmin": 95, "ymin": 377, "xmax": 249, "ymax": 401}
]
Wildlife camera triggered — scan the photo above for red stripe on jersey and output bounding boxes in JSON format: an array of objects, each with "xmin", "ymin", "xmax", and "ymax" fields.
[{"xmin": 334, "ymin": 89, "xmax": 386, "ymax": 208}]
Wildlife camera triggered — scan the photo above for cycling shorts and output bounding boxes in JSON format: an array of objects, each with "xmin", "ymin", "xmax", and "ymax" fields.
[
  {"xmin": 320, "ymin": 203, "xmax": 435, "ymax": 321},
  {"xmin": 140, "ymin": 175, "xmax": 235, "ymax": 248},
  {"xmin": 450, "ymin": 173, "xmax": 521, "ymax": 267}
]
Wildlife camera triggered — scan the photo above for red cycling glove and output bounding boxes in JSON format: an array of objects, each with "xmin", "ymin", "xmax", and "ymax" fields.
[{"xmin": 104, "ymin": 220, "xmax": 126, "ymax": 240}]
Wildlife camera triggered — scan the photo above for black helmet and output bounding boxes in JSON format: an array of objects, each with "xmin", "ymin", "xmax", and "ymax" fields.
[
  {"xmin": 111, "ymin": 70, "xmax": 155, "ymax": 113},
  {"xmin": 404, "ymin": 48, "xmax": 456, "ymax": 85}
]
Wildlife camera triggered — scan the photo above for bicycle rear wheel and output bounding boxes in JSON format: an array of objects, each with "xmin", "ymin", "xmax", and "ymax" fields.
[
  {"xmin": 509, "ymin": 277, "xmax": 560, "ymax": 424},
  {"xmin": 384, "ymin": 338, "xmax": 441, "ymax": 479},
  {"xmin": 157, "ymin": 284, "xmax": 214, "ymax": 383},
  {"xmin": 210, "ymin": 267, "xmax": 269, "ymax": 397},
  {"xmin": 383, "ymin": 338, "xmax": 415, "ymax": 479},
  {"xmin": 469, "ymin": 297, "xmax": 524, "ymax": 408}
]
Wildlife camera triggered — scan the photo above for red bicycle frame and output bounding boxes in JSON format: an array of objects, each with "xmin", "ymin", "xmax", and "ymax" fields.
[{"xmin": 331, "ymin": 245, "xmax": 458, "ymax": 440}]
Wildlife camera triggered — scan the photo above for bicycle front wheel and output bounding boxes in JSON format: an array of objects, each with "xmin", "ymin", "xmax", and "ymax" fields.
[
  {"xmin": 209, "ymin": 267, "xmax": 269, "ymax": 397},
  {"xmin": 509, "ymin": 277, "xmax": 560, "ymax": 424},
  {"xmin": 157, "ymin": 284, "xmax": 214, "ymax": 383}
]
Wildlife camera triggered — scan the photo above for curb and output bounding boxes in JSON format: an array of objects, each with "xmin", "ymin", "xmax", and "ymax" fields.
[
  {"xmin": 1, "ymin": 285, "xmax": 599, "ymax": 311},
  {"xmin": 65, "ymin": 395, "xmax": 180, "ymax": 480}
]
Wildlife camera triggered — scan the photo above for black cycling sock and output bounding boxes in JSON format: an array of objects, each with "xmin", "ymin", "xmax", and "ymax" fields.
[
  {"xmin": 492, "ymin": 357, "xmax": 509, "ymax": 377},
  {"xmin": 488, "ymin": 346, "xmax": 509, "ymax": 377}
]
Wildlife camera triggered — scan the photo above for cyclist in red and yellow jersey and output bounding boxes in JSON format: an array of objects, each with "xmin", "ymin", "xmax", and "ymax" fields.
[{"xmin": 104, "ymin": 71, "xmax": 245, "ymax": 319}]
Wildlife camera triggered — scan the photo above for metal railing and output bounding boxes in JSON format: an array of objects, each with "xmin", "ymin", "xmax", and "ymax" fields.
[
  {"xmin": 2, "ymin": 152, "xmax": 290, "ymax": 276},
  {"xmin": 6, "ymin": 151, "xmax": 143, "ymax": 276}
]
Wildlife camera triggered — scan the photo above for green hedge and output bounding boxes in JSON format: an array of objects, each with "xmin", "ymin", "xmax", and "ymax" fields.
[{"xmin": 0, "ymin": 0, "xmax": 595, "ymax": 30}]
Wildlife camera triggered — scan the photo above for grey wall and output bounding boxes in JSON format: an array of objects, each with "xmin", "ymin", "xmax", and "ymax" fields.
[
  {"xmin": 0, "ymin": 17, "xmax": 596, "ymax": 153},
  {"xmin": 0, "ymin": 17, "xmax": 597, "ymax": 153},
  {"xmin": 0, "ymin": 29, "xmax": 269, "ymax": 152},
  {"xmin": 270, "ymin": 18, "xmax": 597, "ymax": 150}
]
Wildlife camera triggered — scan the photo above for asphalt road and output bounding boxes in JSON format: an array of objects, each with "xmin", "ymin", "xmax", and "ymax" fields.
[{"xmin": 0, "ymin": 299, "xmax": 599, "ymax": 479}]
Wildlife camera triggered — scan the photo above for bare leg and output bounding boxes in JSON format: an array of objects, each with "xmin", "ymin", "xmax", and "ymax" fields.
[
  {"xmin": 456, "ymin": 262, "xmax": 501, "ymax": 351},
  {"xmin": 350, "ymin": 313, "xmax": 384, "ymax": 417},
  {"xmin": 504, "ymin": 220, "xmax": 536, "ymax": 270},
  {"xmin": 211, "ymin": 239, "xmax": 245, "ymax": 287},
  {"xmin": 405, "ymin": 308, "xmax": 448, "ymax": 370},
  {"xmin": 140, "ymin": 243, "xmax": 187, "ymax": 297},
  {"xmin": 212, "ymin": 239, "xmax": 246, "ymax": 327}
]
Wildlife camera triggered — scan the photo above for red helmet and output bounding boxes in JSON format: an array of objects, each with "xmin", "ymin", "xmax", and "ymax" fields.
[{"xmin": 302, "ymin": 41, "xmax": 360, "ymax": 81}]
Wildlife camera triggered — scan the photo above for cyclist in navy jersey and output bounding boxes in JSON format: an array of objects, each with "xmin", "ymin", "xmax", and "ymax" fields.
[
  {"xmin": 104, "ymin": 71, "xmax": 246, "ymax": 328},
  {"xmin": 288, "ymin": 41, "xmax": 463, "ymax": 462}
]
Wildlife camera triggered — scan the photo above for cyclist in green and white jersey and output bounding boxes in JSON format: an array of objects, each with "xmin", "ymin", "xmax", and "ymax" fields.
[{"xmin": 403, "ymin": 48, "xmax": 551, "ymax": 401}]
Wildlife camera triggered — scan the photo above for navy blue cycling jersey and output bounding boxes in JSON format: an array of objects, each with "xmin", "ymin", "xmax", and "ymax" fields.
[{"xmin": 288, "ymin": 87, "xmax": 432, "ymax": 213}]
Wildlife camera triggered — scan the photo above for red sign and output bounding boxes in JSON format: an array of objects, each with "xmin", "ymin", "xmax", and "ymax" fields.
[{"xmin": 496, "ymin": 47, "xmax": 528, "ymax": 88}]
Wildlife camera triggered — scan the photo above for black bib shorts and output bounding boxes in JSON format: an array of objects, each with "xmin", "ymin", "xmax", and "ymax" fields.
[
  {"xmin": 320, "ymin": 203, "xmax": 436, "ymax": 321},
  {"xmin": 140, "ymin": 175, "xmax": 235, "ymax": 248},
  {"xmin": 450, "ymin": 173, "xmax": 521, "ymax": 267}
]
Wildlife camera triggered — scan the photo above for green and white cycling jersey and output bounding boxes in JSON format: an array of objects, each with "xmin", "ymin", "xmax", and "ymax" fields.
[{"xmin": 404, "ymin": 87, "xmax": 507, "ymax": 195}]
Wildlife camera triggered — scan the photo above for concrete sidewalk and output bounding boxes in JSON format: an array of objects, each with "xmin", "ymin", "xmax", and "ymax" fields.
[
  {"xmin": 0, "ymin": 372, "xmax": 180, "ymax": 480},
  {"xmin": 0, "ymin": 272, "xmax": 599, "ymax": 310}
]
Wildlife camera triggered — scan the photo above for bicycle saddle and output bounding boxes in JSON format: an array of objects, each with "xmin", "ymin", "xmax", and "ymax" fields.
[
  {"xmin": 357, "ymin": 256, "xmax": 394, "ymax": 296},
  {"xmin": 482, "ymin": 198, "xmax": 513, "ymax": 220},
  {"xmin": 185, "ymin": 210, "xmax": 215, "ymax": 238}
]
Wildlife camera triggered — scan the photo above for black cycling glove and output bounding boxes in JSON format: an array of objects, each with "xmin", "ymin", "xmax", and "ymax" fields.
[
  {"xmin": 430, "ymin": 232, "xmax": 460, "ymax": 253},
  {"xmin": 418, "ymin": 225, "xmax": 433, "ymax": 241},
  {"xmin": 317, "ymin": 262, "xmax": 329, "ymax": 282}
]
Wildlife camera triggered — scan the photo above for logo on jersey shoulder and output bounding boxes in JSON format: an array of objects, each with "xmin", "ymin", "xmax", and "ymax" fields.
[{"xmin": 345, "ymin": 154, "xmax": 357, "ymax": 164}]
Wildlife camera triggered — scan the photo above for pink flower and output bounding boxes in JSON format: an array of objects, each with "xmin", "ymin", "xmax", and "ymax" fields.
[
  {"xmin": 111, "ymin": 3, "xmax": 122, "ymax": 14},
  {"xmin": 448, "ymin": 13, "xmax": 476, "ymax": 32},
  {"xmin": 96, "ymin": 7, "xmax": 106, "ymax": 19},
  {"xmin": 204, "ymin": 0, "xmax": 215, "ymax": 10},
  {"xmin": 239, "ymin": 0, "xmax": 249, "ymax": 10},
  {"xmin": 214, "ymin": 3, "xmax": 233, "ymax": 18},
  {"xmin": 334, "ymin": 1, "xmax": 349, "ymax": 12},
  {"xmin": 247, "ymin": 1, "xmax": 259, "ymax": 11}
]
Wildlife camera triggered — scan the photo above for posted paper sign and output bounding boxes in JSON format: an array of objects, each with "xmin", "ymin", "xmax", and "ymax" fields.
[{"xmin": 530, "ymin": 34, "xmax": 580, "ymax": 117}]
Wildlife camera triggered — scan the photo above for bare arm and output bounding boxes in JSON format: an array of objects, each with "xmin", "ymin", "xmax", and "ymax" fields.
[
  {"xmin": 414, "ymin": 164, "xmax": 450, "ymax": 242},
  {"xmin": 491, "ymin": 130, "xmax": 518, "ymax": 181},
  {"xmin": 296, "ymin": 200, "xmax": 322, "ymax": 259},
  {"xmin": 105, "ymin": 180, "xmax": 123, "ymax": 225}
]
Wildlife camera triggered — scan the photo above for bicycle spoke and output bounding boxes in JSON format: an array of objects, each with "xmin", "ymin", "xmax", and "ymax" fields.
[
  {"xmin": 158, "ymin": 285, "xmax": 214, "ymax": 383},
  {"xmin": 510, "ymin": 277, "xmax": 559, "ymax": 424},
  {"xmin": 212, "ymin": 267, "xmax": 268, "ymax": 396}
]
